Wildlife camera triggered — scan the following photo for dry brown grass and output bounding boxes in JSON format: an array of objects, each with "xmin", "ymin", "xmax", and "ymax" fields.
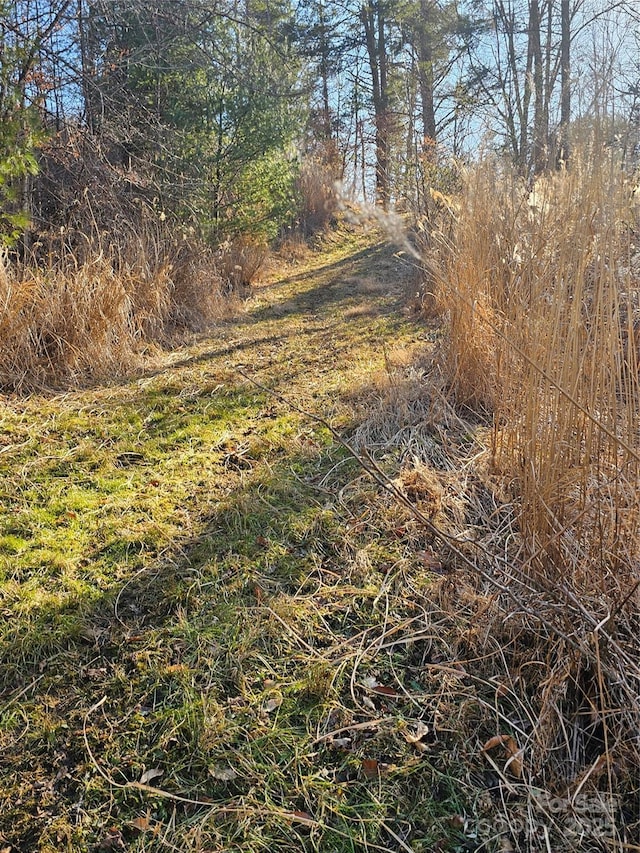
[
  {"xmin": 0, "ymin": 238, "xmax": 231, "ymax": 390},
  {"xmin": 275, "ymin": 232, "xmax": 311, "ymax": 263},
  {"xmin": 349, "ymin": 344, "xmax": 640, "ymax": 849},
  {"xmin": 295, "ymin": 156, "xmax": 339, "ymax": 235},
  {"xmin": 170, "ymin": 241, "xmax": 237, "ymax": 330},
  {"xmin": 0, "ymin": 254, "xmax": 145, "ymax": 388},
  {"xmin": 431, "ymin": 153, "xmax": 640, "ymax": 593},
  {"xmin": 350, "ymin": 151, "xmax": 640, "ymax": 848},
  {"xmin": 215, "ymin": 235, "xmax": 269, "ymax": 293},
  {"xmin": 0, "ymin": 125, "xmax": 253, "ymax": 390}
]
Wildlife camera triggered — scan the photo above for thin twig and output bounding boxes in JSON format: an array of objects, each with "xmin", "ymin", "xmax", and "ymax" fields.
[{"xmin": 312, "ymin": 717, "xmax": 389, "ymax": 745}]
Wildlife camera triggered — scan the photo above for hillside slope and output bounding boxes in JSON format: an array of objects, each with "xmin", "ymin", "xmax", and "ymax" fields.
[{"xmin": 2, "ymin": 230, "xmax": 456, "ymax": 852}]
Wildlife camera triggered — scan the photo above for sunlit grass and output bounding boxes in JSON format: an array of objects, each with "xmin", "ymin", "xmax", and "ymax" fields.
[{"xmin": 1, "ymin": 229, "xmax": 465, "ymax": 853}]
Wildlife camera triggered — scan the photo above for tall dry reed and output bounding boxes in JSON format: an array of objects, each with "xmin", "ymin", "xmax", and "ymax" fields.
[
  {"xmin": 295, "ymin": 156, "xmax": 339, "ymax": 236},
  {"xmin": 0, "ymin": 236, "xmax": 229, "ymax": 390},
  {"xmin": 419, "ymin": 152, "xmax": 640, "ymax": 848},
  {"xmin": 432, "ymin": 153, "xmax": 640, "ymax": 594}
]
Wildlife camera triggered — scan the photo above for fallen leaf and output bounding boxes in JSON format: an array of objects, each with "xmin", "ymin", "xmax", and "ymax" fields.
[
  {"xmin": 372, "ymin": 685, "xmax": 399, "ymax": 698},
  {"xmin": 482, "ymin": 734, "xmax": 512, "ymax": 752},
  {"xmin": 139, "ymin": 767, "xmax": 164, "ymax": 785},
  {"xmin": 209, "ymin": 764, "xmax": 238, "ymax": 781},
  {"xmin": 482, "ymin": 734, "xmax": 523, "ymax": 778},
  {"xmin": 420, "ymin": 550, "xmax": 445, "ymax": 573},
  {"xmin": 80, "ymin": 626, "xmax": 108, "ymax": 644},
  {"xmin": 504, "ymin": 745, "xmax": 524, "ymax": 779},
  {"xmin": 361, "ymin": 758, "xmax": 379, "ymax": 779},
  {"xmin": 130, "ymin": 815, "xmax": 151, "ymax": 832},
  {"xmin": 404, "ymin": 721, "xmax": 430, "ymax": 743},
  {"xmin": 263, "ymin": 696, "xmax": 283, "ymax": 713},
  {"xmin": 291, "ymin": 810, "xmax": 315, "ymax": 824}
]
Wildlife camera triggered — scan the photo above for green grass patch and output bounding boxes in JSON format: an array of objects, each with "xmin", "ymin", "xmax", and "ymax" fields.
[{"xmin": 0, "ymin": 232, "xmax": 473, "ymax": 853}]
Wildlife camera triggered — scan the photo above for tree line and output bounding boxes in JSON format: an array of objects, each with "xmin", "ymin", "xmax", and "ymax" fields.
[{"xmin": 0, "ymin": 0, "xmax": 638, "ymax": 248}]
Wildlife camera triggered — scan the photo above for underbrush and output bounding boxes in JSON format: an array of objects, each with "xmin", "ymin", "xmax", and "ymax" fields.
[
  {"xmin": 0, "ymin": 127, "xmax": 343, "ymax": 391},
  {"xmin": 0, "ymin": 127, "xmax": 280, "ymax": 391},
  {"xmin": 427, "ymin": 153, "xmax": 640, "ymax": 587},
  {"xmin": 346, "ymin": 338, "xmax": 640, "ymax": 850},
  {"xmin": 0, "ymin": 225, "xmax": 278, "ymax": 390},
  {"xmin": 294, "ymin": 155, "xmax": 339, "ymax": 236}
]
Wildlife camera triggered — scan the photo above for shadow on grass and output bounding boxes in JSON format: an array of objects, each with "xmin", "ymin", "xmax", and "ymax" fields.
[
  {"xmin": 0, "ymin": 236, "xmax": 455, "ymax": 853},
  {"xmin": 0, "ymin": 364, "xmax": 348, "ymax": 672},
  {"xmin": 257, "ymin": 243, "xmax": 387, "ymax": 292},
  {"xmin": 0, "ymin": 426, "xmax": 362, "ymax": 850},
  {"xmin": 0, "ymin": 444, "xmax": 349, "ymax": 666},
  {"xmin": 0, "ymin": 242, "xmax": 410, "ymax": 403},
  {"xmin": 248, "ymin": 243, "xmax": 410, "ymax": 322}
]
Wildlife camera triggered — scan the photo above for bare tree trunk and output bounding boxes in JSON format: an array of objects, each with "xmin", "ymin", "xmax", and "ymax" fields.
[
  {"xmin": 558, "ymin": 0, "xmax": 570, "ymax": 166},
  {"xmin": 417, "ymin": 0, "xmax": 436, "ymax": 142},
  {"xmin": 403, "ymin": 52, "xmax": 418, "ymax": 205},
  {"xmin": 315, "ymin": 0, "xmax": 332, "ymax": 141},
  {"xmin": 361, "ymin": 0, "xmax": 390, "ymax": 208},
  {"xmin": 493, "ymin": 0, "xmax": 527, "ymax": 170},
  {"xmin": 519, "ymin": 4, "xmax": 534, "ymax": 170},
  {"xmin": 530, "ymin": 0, "xmax": 546, "ymax": 174}
]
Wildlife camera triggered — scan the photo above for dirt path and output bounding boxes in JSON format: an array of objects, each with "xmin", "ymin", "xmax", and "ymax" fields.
[{"xmin": 1, "ymin": 229, "xmax": 453, "ymax": 853}]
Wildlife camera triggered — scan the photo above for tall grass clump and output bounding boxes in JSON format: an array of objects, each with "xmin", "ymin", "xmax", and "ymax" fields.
[
  {"xmin": 0, "ymin": 127, "xmax": 257, "ymax": 391},
  {"xmin": 434, "ymin": 153, "xmax": 640, "ymax": 593},
  {"xmin": 294, "ymin": 155, "xmax": 339, "ymax": 236},
  {"xmin": 418, "ymin": 149, "xmax": 640, "ymax": 849},
  {"xmin": 0, "ymin": 233, "xmax": 230, "ymax": 390},
  {"xmin": 214, "ymin": 234, "xmax": 268, "ymax": 294},
  {"xmin": 0, "ymin": 251, "xmax": 145, "ymax": 388}
]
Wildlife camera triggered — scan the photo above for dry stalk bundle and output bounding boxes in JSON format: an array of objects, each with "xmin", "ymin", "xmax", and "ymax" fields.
[
  {"xmin": 410, "ymin": 150, "xmax": 640, "ymax": 849},
  {"xmin": 432, "ymin": 153, "xmax": 640, "ymax": 595}
]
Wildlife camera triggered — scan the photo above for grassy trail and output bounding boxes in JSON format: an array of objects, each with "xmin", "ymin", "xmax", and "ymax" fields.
[{"xmin": 1, "ymin": 230, "xmax": 467, "ymax": 852}]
